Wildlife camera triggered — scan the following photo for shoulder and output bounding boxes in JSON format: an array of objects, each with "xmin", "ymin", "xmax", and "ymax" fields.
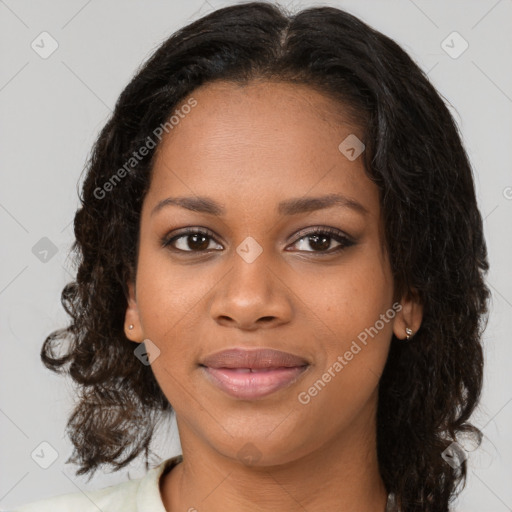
[{"xmin": 11, "ymin": 455, "xmax": 183, "ymax": 512}]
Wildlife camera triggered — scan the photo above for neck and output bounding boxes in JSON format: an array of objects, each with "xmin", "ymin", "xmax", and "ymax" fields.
[{"xmin": 161, "ymin": 400, "xmax": 388, "ymax": 511}]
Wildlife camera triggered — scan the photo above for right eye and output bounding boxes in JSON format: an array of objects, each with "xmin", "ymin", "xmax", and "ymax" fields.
[{"xmin": 161, "ymin": 228, "xmax": 224, "ymax": 253}]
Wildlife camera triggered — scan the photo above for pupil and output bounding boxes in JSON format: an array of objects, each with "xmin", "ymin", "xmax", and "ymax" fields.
[
  {"xmin": 310, "ymin": 234, "xmax": 330, "ymax": 251},
  {"xmin": 189, "ymin": 234, "xmax": 209, "ymax": 251}
]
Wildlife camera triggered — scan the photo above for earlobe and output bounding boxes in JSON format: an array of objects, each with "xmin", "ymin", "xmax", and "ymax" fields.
[
  {"xmin": 393, "ymin": 289, "xmax": 423, "ymax": 341},
  {"xmin": 124, "ymin": 280, "xmax": 143, "ymax": 342}
]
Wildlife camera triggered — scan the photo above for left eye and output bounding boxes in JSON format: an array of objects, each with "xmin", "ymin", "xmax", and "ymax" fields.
[
  {"xmin": 288, "ymin": 227, "xmax": 355, "ymax": 253},
  {"xmin": 161, "ymin": 227, "xmax": 354, "ymax": 254}
]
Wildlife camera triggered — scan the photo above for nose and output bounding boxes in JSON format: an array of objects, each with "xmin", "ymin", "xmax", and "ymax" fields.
[{"xmin": 209, "ymin": 247, "xmax": 293, "ymax": 330}]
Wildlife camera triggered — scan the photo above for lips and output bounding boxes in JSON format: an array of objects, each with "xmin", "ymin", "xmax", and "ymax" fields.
[
  {"xmin": 199, "ymin": 348, "xmax": 310, "ymax": 400},
  {"xmin": 200, "ymin": 348, "xmax": 309, "ymax": 370}
]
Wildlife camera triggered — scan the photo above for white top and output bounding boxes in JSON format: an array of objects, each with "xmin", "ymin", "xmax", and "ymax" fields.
[{"xmin": 11, "ymin": 454, "xmax": 183, "ymax": 512}]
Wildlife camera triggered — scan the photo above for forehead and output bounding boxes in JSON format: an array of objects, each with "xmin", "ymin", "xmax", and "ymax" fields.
[
  {"xmin": 155, "ymin": 79, "xmax": 361, "ymax": 156},
  {"xmin": 147, "ymin": 80, "xmax": 378, "ymax": 218}
]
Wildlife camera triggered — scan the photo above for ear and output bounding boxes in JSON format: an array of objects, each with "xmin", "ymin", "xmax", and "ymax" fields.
[
  {"xmin": 393, "ymin": 288, "xmax": 423, "ymax": 340},
  {"xmin": 124, "ymin": 279, "xmax": 144, "ymax": 343}
]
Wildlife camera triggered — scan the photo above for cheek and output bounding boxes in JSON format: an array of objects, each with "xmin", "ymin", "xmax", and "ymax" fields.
[
  {"xmin": 310, "ymin": 249, "xmax": 392, "ymax": 332},
  {"xmin": 302, "ymin": 245, "xmax": 394, "ymax": 375},
  {"xmin": 133, "ymin": 246, "xmax": 204, "ymax": 357},
  {"xmin": 133, "ymin": 248, "xmax": 205, "ymax": 405},
  {"xmin": 293, "ymin": 263, "xmax": 394, "ymax": 423}
]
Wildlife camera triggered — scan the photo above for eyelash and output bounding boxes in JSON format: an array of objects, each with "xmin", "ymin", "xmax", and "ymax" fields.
[{"xmin": 160, "ymin": 226, "xmax": 355, "ymax": 255}]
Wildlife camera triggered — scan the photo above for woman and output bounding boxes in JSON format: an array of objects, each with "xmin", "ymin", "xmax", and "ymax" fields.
[{"xmin": 14, "ymin": 2, "xmax": 490, "ymax": 511}]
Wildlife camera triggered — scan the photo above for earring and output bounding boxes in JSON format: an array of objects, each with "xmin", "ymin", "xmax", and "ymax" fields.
[
  {"xmin": 405, "ymin": 327, "xmax": 413, "ymax": 340},
  {"xmin": 128, "ymin": 324, "xmax": 134, "ymax": 330}
]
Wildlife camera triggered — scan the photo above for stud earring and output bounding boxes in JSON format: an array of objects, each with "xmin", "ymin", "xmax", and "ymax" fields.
[
  {"xmin": 405, "ymin": 327, "xmax": 413, "ymax": 340},
  {"xmin": 128, "ymin": 324, "xmax": 134, "ymax": 330}
]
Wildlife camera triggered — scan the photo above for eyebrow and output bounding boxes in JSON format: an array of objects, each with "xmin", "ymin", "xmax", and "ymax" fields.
[{"xmin": 150, "ymin": 193, "xmax": 369, "ymax": 217}]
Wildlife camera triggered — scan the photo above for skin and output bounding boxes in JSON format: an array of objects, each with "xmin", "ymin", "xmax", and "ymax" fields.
[{"xmin": 125, "ymin": 80, "xmax": 423, "ymax": 512}]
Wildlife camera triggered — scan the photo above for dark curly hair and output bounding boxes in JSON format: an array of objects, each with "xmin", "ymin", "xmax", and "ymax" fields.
[{"xmin": 41, "ymin": 2, "xmax": 490, "ymax": 510}]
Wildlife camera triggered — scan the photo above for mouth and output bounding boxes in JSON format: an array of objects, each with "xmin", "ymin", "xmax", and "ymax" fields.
[
  {"xmin": 199, "ymin": 348, "xmax": 310, "ymax": 400},
  {"xmin": 200, "ymin": 365, "xmax": 310, "ymax": 400}
]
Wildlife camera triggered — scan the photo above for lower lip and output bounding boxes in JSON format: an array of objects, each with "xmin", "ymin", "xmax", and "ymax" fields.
[{"xmin": 201, "ymin": 365, "xmax": 309, "ymax": 400}]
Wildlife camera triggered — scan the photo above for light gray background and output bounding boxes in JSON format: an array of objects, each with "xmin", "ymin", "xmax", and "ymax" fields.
[{"xmin": 1, "ymin": 0, "xmax": 511, "ymax": 510}]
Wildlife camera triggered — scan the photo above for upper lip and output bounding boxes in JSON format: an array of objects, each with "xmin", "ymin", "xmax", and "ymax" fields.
[{"xmin": 200, "ymin": 348, "xmax": 309, "ymax": 369}]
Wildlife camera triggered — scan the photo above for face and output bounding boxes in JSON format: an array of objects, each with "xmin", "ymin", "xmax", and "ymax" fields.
[{"xmin": 125, "ymin": 80, "xmax": 422, "ymax": 466}]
